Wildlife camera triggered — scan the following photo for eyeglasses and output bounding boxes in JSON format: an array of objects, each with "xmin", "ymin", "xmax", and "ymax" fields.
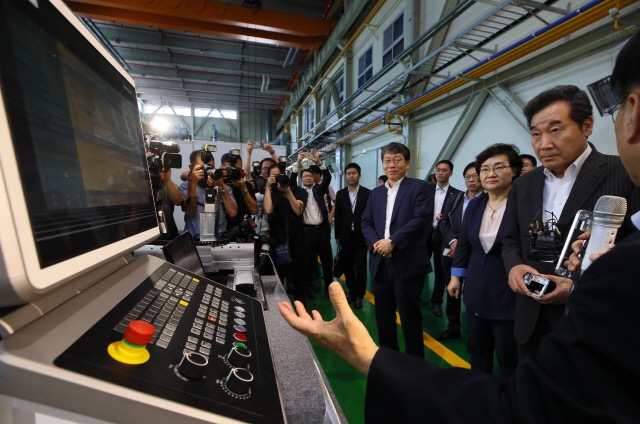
[
  {"xmin": 479, "ymin": 165, "xmax": 511, "ymax": 175},
  {"xmin": 464, "ymin": 174, "xmax": 479, "ymax": 180},
  {"xmin": 383, "ymin": 158, "xmax": 405, "ymax": 166},
  {"xmin": 605, "ymin": 103, "xmax": 621, "ymax": 124}
]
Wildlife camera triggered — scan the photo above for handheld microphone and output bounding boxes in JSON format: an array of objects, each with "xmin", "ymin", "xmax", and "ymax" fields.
[{"xmin": 581, "ymin": 195, "xmax": 627, "ymax": 271}]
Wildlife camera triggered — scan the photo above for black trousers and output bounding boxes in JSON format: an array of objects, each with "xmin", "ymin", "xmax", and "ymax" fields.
[
  {"xmin": 442, "ymin": 259, "xmax": 463, "ymax": 331},
  {"xmin": 273, "ymin": 241, "xmax": 307, "ymax": 304},
  {"xmin": 303, "ymin": 224, "xmax": 334, "ymax": 289},
  {"xmin": 517, "ymin": 304, "xmax": 564, "ymax": 358},
  {"xmin": 372, "ymin": 257, "xmax": 425, "ymax": 359},
  {"xmin": 341, "ymin": 236, "xmax": 367, "ymax": 298},
  {"xmin": 467, "ymin": 312, "xmax": 518, "ymax": 378},
  {"xmin": 427, "ymin": 228, "xmax": 445, "ymax": 305}
]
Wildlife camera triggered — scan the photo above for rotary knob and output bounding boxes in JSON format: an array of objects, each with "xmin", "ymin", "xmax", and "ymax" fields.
[
  {"xmin": 225, "ymin": 368, "xmax": 253, "ymax": 395},
  {"xmin": 227, "ymin": 345, "xmax": 251, "ymax": 368},
  {"xmin": 177, "ymin": 352, "xmax": 208, "ymax": 379}
]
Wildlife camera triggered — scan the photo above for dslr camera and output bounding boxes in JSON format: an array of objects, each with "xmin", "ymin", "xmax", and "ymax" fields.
[
  {"xmin": 252, "ymin": 161, "xmax": 267, "ymax": 190},
  {"xmin": 223, "ymin": 148, "xmax": 243, "ymax": 183},
  {"xmin": 271, "ymin": 156, "xmax": 290, "ymax": 191},
  {"xmin": 145, "ymin": 135, "xmax": 182, "ymax": 187}
]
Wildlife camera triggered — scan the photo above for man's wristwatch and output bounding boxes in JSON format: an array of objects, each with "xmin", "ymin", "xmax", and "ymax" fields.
[
  {"xmin": 242, "ymin": 189, "xmax": 249, "ymax": 196},
  {"xmin": 389, "ymin": 240, "xmax": 396, "ymax": 247}
]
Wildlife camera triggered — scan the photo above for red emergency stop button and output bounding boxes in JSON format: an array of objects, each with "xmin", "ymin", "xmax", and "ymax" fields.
[
  {"xmin": 123, "ymin": 320, "xmax": 155, "ymax": 346},
  {"xmin": 233, "ymin": 332, "xmax": 247, "ymax": 342}
]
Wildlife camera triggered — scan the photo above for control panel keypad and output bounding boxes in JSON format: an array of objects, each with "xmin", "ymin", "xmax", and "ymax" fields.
[{"xmin": 114, "ymin": 268, "xmax": 199, "ymax": 348}]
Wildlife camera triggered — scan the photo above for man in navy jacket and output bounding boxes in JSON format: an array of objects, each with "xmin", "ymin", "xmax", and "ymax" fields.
[{"xmin": 360, "ymin": 142, "xmax": 432, "ymax": 358}]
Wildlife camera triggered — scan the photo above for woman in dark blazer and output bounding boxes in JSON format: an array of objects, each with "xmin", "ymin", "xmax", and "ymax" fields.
[{"xmin": 448, "ymin": 144, "xmax": 523, "ymax": 377}]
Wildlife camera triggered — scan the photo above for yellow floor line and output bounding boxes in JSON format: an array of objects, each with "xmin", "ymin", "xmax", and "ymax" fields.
[
  {"xmin": 363, "ymin": 290, "xmax": 470, "ymax": 369},
  {"xmin": 330, "ymin": 265, "xmax": 470, "ymax": 368}
]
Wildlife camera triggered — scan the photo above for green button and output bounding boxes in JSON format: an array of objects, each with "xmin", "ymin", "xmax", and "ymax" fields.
[{"xmin": 234, "ymin": 342, "xmax": 247, "ymax": 349}]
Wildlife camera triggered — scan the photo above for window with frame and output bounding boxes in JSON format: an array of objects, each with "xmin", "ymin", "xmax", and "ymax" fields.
[
  {"xmin": 310, "ymin": 106, "xmax": 315, "ymax": 129},
  {"xmin": 335, "ymin": 75, "xmax": 345, "ymax": 104},
  {"xmin": 303, "ymin": 106, "xmax": 308, "ymax": 133},
  {"xmin": 358, "ymin": 47, "xmax": 373, "ymax": 89},
  {"xmin": 383, "ymin": 14, "xmax": 404, "ymax": 67}
]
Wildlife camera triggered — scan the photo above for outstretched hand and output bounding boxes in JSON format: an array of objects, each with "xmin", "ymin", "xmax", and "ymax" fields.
[{"xmin": 278, "ymin": 282, "xmax": 379, "ymax": 376}]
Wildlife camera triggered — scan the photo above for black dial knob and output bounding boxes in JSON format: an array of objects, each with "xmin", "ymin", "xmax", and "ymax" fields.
[
  {"xmin": 227, "ymin": 345, "xmax": 251, "ymax": 368},
  {"xmin": 225, "ymin": 368, "xmax": 253, "ymax": 395},
  {"xmin": 177, "ymin": 352, "xmax": 208, "ymax": 379}
]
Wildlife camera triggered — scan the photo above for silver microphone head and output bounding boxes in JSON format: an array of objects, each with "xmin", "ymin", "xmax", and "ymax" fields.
[{"xmin": 593, "ymin": 195, "xmax": 627, "ymax": 222}]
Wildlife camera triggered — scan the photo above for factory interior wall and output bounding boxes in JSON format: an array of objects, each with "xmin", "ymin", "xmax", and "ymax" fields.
[{"xmin": 330, "ymin": 37, "xmax": 624, "ymax": 191}]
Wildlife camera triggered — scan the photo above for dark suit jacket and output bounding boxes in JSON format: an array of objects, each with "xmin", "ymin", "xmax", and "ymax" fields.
[
  {"xmin": 439, "ymin": 191, "xmax": 467, "ymax": 246},
  {"xmin": 502, "ymin": 149, "xmax": 640, "ymax": 343},
  {"xmin": 334, "ymin": 185, "xmax": 371, "ymax": 245},
  {"xmin": 366, "ymin": 229, "xmax": 640, "ymax": 424},
  {"xmin": 361, "ymin": 177, "xmax": 433, "ymax": 279},
  {"xmin": 452, "ymin": 192, "xmax": 516, "ymax": 320},
  {"xmin": 430, "ymin": 183, "xmax": 462, "ymax": 229}
]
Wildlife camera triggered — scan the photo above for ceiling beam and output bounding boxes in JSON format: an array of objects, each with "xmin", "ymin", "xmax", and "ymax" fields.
[
  {"xmin": 66, "ymin": 0, "xmax": 335, "ymax": 50},
  {"xmin": 114, "ymin": 46, "xmax": 294, "ymax": 79},
  {"xmin": 96, "ymin": 24, "xmax": 307, "ymax": 68},
  {"xmin": 127, "ymin": 64, "xmax": 290, "ymax": 90},
  {"xmin": 137, "ymin": 92, "xmax": 279, "ymax": 109}
]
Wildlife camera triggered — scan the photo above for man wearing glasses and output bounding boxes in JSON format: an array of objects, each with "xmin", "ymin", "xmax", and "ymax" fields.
[
  {"xmin": 436, "ymin": 162, "xmax": 484, "ymax": 341},
  {"xmin": 360, "ymin": 142, "xmax": 432, "ymax": 359},
  {"xmin": 502, "ymin": 85, "xmax": 640, "ymax": 357}
]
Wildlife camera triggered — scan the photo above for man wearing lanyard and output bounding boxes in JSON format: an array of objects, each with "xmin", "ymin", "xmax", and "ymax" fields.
[
  {"xmin": 427, "ymin": 160, "xmax": 461, "ymax": 317},
  {"xmin": 334, "ymin": 163, "xmax": 371, "ymax": 309}
]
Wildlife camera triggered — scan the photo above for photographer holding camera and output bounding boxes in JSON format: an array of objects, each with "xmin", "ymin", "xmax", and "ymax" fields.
[
  {"xmin": 178, "ymin": 150, "xmax": 237, "ymax": 240},
  {"xmin": 144, "ymin": 135, "xmax": 185, "ymax": 239},
  {"xmin": 263, "ymin": 160, "xmax": 307, "ymax": 304},
  {"xmin": 220, "ymin": 150, "xmax": 258, "ymax": 234},
  {"xmin": 145, "ymin": 151, "xmax": 184, "ymax": 239},
  {"xmin": 242, "ymin": 140, "xmax": 278, "ymax": 236}
]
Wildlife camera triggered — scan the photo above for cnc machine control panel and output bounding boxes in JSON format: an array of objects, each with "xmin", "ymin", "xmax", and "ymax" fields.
[{"xmin": 54, "ymin": 262, "xmax": 285, "ymax": 424}]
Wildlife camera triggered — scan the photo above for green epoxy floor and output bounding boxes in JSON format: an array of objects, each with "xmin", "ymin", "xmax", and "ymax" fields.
[{"xmin": 293, "ymin": 267, "xmax": 475, "ymax": 424}]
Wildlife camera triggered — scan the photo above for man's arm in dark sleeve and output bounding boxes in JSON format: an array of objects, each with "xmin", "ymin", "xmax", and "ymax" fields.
[
  {"xmin": 334, "ymin": 193, "xmax": 342, "ymax": 241},
  {"xmin": 361, "ymin": 195, "xmax": 378, "ymax": 252},
  {"xmin": 389, "ymin": 182, "xmax": 432, "ymax": 250},
  {"xmin": 365, "ymin": 348, "xmax": 513, "ymax": 424},
  {"xmin": 502, "ymin": 180, "xmax": 525, "ymax": 273},
  {"xmin": 439, "ymin": 193, "xmax": 457, "ymax": 245},
  {"xmin": 320, "ymin": 167, "xmax": 332, "ymax": 194}
]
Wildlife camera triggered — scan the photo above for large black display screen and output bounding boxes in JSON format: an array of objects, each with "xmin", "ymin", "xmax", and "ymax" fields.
[{"xmin": 0, "ymin": 0, "xmax": 157, "ymax": 268}]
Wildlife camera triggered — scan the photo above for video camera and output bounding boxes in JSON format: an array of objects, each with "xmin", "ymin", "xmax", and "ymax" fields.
[
  {"xmin": 145, "ymin": 136, "xmax": 182, "ymax": 187},
  {"xmin": 271, "ymin": 156, "xmax": 290, "ymax": 191}
]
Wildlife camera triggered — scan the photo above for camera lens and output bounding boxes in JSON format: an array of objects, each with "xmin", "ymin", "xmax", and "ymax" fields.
[{"xmin": 206, "ymin": 168, "xmax": 224, "ymax": 180}]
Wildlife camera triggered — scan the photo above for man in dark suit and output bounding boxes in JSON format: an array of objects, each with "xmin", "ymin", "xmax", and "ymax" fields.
[
  {"xmin": 502, "ymin": 85, "xmax": 640, "ymax": 357},
  {"xmin": 291, "ymin": 149, "xmax": 333, "ymax": 297},
  {"xmin": 334, "ymin": 163, "xmax": 370, "ymax": 309},
  {"xmin": 278, "ymin": 32, "xmax": 640, "ymax": 424},
  {"xmin": 360, "ymin": 142, "xmax": 432, "ymax": 358},
  {"xmin": 427, "ymin": 160, "xmax": 462, "ymax": 317},
  {"xmin": 436, "ymin": 162, "xmax": 483, "ymax": 340}
]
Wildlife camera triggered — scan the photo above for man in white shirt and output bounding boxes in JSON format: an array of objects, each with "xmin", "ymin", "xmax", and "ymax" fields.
[
  {"xmin": 334, "ymin": 163, "xmax": 370, "ymax": 309},
  {"xmin": 359, "ymin": 142, "xmax": 433, "ymax": 358},
  {"xmin": 502, "ymin": 85, "xmax": 640, "ymax": 357},
  {"xmin": 292, "ymin": 150, "xmax": 333, "ymax": 298},
  {"xmin": 427, "ymin": 160, "xmax": 461, "ymax": 318}
]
